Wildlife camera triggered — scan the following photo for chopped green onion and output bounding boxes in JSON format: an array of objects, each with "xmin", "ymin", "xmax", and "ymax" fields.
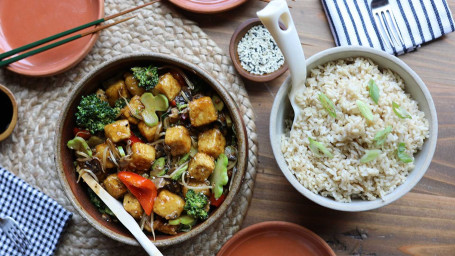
[
  {"xmin": 67, "ymin": 136, "xmax": 92, "ymax": 157},
  {"xmin": 397, "ymin": 142, "xmax": 413, "ymax": 163},
  {"xmin": 177, "ymin": 103, "xmax": 188, "ymax": 111},
  {"xmin": 117, "ymin": 146, "xmax": 125, "ymax": 157},
  {"xmin": 171, "ymin": 164, "xmax": 188, "ymax": 181},
  {"xmin": 318, "ymin": 93, "xmax": 336, "ymax": 118},
  {"xmin": 373, "ymin": 126, "xmax": 392, "ymax": 146},
  {"xmin": 169, "ymin": 215, "xmax": 196, "ymax": 226},
  {"xmin": 360, "ymin": 149, "xmax": 381, "ymax": 163},
  {"xmin": 308, "ymin": 138, "xmax": 334, "ymax": 158},
  {"xmin": 150, "ymin": 157, "xmax": 167, "ymax": 177},
  {"xmin": 356, "ymin": 100, "xmax": 374, "ymax": 122},
  {"xmin": 211, "ymin": 95, "xmax": 224, "ymax": 111},
  {"xmin": 392, "ymin": 102, "xmax": 412, "ymax": 119},
  {"xmin": 368, "ymin": 79, "xmax": 379, "ymax": 104}
]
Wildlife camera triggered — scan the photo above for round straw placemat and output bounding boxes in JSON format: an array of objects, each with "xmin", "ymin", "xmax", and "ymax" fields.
[{"xmin": 0, "ymin": 1, "xmax": 258, "ymax": 255}]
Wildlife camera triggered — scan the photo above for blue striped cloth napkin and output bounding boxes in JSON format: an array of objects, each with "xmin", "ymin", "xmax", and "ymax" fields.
[
  {"xmin": 0, "ymin": 167, "xmax": 72, "ymax": 256},
  {"xmin": 321, "ymin": 0, "xmax": 455, "ymax": 55}
]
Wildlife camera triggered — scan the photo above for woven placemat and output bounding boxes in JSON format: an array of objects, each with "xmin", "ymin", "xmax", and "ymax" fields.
[{"xmin": 0, "ymin": 1, "xmax": 258, "ymax": 255}]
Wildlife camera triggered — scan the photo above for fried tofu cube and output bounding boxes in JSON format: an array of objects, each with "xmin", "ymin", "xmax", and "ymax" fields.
[
  {"xmin": 121, "ymin": 95, "xmax": 144, "ymax": 125},
  {"xmin": 94, "ymin": 143, "xmax": 115, "ymax": 169},
  {"xmin": 130, "ymin": 142, "xmax": 156, "ymax": 171},
  {"xmin": 198, "ymin": 128, "xmax": 226, "ymax": 158},
  {"xmin": 104, "ymin": 119, "xmax": 131, "ymax": 143},
  {"xmin": 138, "ymin": 121, "xmax": 160, "ymax": 142},
  {"xmin": 182, "ymin": 180, "xmax": 212, "ymax": 198},
  {"xmin": 188, "ymin": 153, "xmax": 215, "ymax": 181},
  {"xmin": 155, "ymin": 73, "xmax": 182, "ymax": 101},
  {"xmin": 105, "ymin": 79, "xmax": 129, "ymax": 106},
  {"xmin": 123, "ymin": 193, "xmax": 143, "ymax": 219},
  {"xmin": 164, "ymin": 126, "xmax": 191, "ymax": 156},
  {"xmin": 189, "ymin": 97, "xmax": 218, "ymax": 127},
  {"xmin": 153, "ymin": 190, "xmax": 185, "ymax": 220},
  {"xmin": 103, "ymin": 174, "xmax": 127, "ymax": 199},
  {"xmin": 124, "ymin": 72, "xmax": 145, "ymax": 96}
]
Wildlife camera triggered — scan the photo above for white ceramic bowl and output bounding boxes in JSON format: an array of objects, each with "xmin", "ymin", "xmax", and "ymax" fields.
[{"xmin": 270, "ymin": 46, "xmax": 438, "ymax": 211}]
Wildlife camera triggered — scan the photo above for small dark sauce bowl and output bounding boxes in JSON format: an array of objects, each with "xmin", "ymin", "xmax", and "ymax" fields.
[{"xmin": 0, "ymin": 84, "xmax": 17, "ymax": 142}]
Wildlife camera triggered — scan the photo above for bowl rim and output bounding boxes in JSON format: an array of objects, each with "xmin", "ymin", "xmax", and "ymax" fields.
[
  {"xmin": 217, "ymin": 221, "xmax": 336, "ymax": 256},
  {"xmin": 269, "ymin": 46, "xmax": 438, "ymax": 211},
  {"xmin": 0, "ymin": 84, "xmax": 18, "ymax": 141},
  {"xmin": 1, "ymin": 0, "xmax": 104, "ymax": 77},
  {"xmin": 55, "ymin": 52, "xmax": 248, "ymax": 246},
  {"xmin": 229, "ymin": 18, "xmax": 288, "ymax": 82},
  {"xmin": 169, "ymin": 0, "xmax": 248, "ymax": 14}
]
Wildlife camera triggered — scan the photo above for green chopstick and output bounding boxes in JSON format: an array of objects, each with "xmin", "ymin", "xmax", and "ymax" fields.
[
  {"xmin": 0, "ymin": 1, "xmax": 157, "ymax": 65},
  {"xmin": 0, "ymin": 16, "xmax": 136, "ymax": 68},
  {"xmin": 0, "ymin": 19, "xmax": 103, "ymax": 61}
]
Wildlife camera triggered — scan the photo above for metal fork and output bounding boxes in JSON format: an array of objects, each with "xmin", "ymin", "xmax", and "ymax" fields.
[
  {"xmin": 0, "ymin": 216, "xmax": 30, "ymax": 253},
  {"xmin": 371, "ymin": 0, "xmax": 405, "ymax": 50}
]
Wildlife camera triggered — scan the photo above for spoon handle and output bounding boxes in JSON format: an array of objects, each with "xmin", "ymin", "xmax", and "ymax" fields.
[
  {"xmin": 80, "ymin": 172, "xmax": 163, "ymax": 256},
  {"xmin": 257, "ymin": 0, "xmax": 306, "ymax": 101}
]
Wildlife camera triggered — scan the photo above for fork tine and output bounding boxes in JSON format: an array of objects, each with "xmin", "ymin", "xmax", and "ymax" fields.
[
  {"xmin": 13, "ymin": 225, "xmax": 30, "ymax": 250},
  {"xmin": 388, "ymin": 10, "xmax": 405, "ymax": 46},
  {"xmin": 374, "ymin": 11, "xmax": 392, "ymax": 49},
  {"xmin": 1, "ymin": 217, "xmax": 30, "ymax": 252}
]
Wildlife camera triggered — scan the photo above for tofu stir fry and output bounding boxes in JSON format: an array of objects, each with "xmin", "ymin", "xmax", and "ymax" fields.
[{"xmin": 67, "ymin": 66, "xmax": 238, "ymax": 237}]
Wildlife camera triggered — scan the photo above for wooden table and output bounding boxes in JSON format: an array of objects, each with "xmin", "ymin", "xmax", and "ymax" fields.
[{"xmin": 172, "ymin": 1, "xmax": 455, "ymax": 255}]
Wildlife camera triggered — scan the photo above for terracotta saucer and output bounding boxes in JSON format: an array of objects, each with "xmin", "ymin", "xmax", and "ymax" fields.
[
  {"xmin": 217, "ymin": 221, "xmax": 336, "ymax": 256},
  {"xmin": 0, "ymin": 0, "xmax": 104, "ymax": 77},
  {"xmin": 169, "ymin": 0, "xmax": 248, "ymax": 14}
]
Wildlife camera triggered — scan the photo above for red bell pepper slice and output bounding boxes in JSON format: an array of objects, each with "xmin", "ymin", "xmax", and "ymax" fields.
[
  {"xmin": 117, "ymin": 171, "xmax": 157, "ymax": 215},
  {"xmin": 170, "ymin": 100, "xmax": 177, "ymax": 107},
  {"xmin": 210, "ymin": 193, "xmax": 226, "ymax": 207},
  {"xmin": 128, "ymin": 134, "xmax": 143, "ymax": 144},
  {"xmin": 73, "ymin": 128, "xmax": 91, "ymax": 140}
]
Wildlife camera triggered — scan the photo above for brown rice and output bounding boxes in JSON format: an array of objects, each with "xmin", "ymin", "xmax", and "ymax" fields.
[{"xmin": 281, "ymin": 57, "xmax": 429, "ymax": 202}]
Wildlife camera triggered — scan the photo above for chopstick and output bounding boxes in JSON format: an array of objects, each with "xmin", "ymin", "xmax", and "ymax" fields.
[
  {"xmin": 0, "ymin": 16, "xmax": 136, "ymax": 68},
  {"xmin": 0, "ymin": 1, "xmax": 159, "ymax": 65}
]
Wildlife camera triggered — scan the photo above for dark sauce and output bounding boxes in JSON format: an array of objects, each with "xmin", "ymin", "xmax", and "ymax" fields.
[{"xmin": 0, "ymin": 90, "xmax": 13, "ymax": 133}]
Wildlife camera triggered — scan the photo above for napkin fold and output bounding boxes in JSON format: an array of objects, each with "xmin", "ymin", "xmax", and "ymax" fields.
[
  {"xmin": 321, "ymin": 0, "xmax": 455, "ymax": 55},
  {"xmin": 0, "ymin": 167, "xmax": 72, "ymax": 256}
]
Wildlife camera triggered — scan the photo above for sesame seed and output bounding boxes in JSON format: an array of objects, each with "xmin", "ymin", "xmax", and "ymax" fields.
[{"xmin": 237, "ymin": 25, "xmax": 285, "ymax": 75}]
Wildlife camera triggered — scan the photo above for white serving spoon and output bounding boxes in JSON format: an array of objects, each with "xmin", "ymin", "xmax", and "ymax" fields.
[
  {"xmin": 80, "ymin": 171, "xmax": 163, "ymax": 256},
  {"xmin": 257, "ymin": 0, "xmax": 306, "ymax": 128}
]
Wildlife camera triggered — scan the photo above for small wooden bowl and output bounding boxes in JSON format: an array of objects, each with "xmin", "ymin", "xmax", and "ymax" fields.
[
  {"xmin": 229, "ymin": 18, "xmax": 288, "ymax": 82},
  {"xmin": 0, "ymin": 84, "xmax": 18, "ymax": 142}
]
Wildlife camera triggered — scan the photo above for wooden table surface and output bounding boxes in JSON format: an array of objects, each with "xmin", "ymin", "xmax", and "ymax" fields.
[{"xmin": 172, "ymin": 1, "xmax": 455, "ymax": 255}]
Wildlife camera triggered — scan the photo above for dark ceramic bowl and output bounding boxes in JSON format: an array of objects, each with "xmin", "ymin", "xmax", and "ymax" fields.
[{"xmin": 55, "ymin": 53, "xmax": 248, "ymax": 247}]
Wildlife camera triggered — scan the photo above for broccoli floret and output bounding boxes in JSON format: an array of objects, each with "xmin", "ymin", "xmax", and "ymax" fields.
[
  {"xmin": 184, "ymin": 189, "xmax": 209, "ymax": 220},
  {"xmin": 131, "ymin": 66, "xmax": 159, "ymax": 90},
  {"xmin": 113, "ymin": 98, "xmax": 127, "ymax": 113},
  {"xmin": 75, "ymin": 94, "xmax": 118, "ymax": 134},
  {"xmin": 87, "ymin": 188, "xmax": 114, "ymax": 217}
]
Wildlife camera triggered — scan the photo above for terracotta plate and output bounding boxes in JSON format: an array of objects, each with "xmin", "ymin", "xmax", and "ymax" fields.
[
  {"xmin": 0, "ymin": 0, "xmax": 104, "ymax": 77},
  {"xmin": 217, "ymin": 221, "xmax": 336, "ymax": 256},
  {"xmin": 169, "ymin": 0, "xmax": 248, "ymax": 14}
]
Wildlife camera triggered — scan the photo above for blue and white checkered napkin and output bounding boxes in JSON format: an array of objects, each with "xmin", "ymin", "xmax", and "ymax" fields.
[
  {"xmin": 0, "ymin": 167, "xmax": 72, "ymax": 256},
  {"xmin": 321, "ymin": 0, "xmax": 455, "ymax": 55}
]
